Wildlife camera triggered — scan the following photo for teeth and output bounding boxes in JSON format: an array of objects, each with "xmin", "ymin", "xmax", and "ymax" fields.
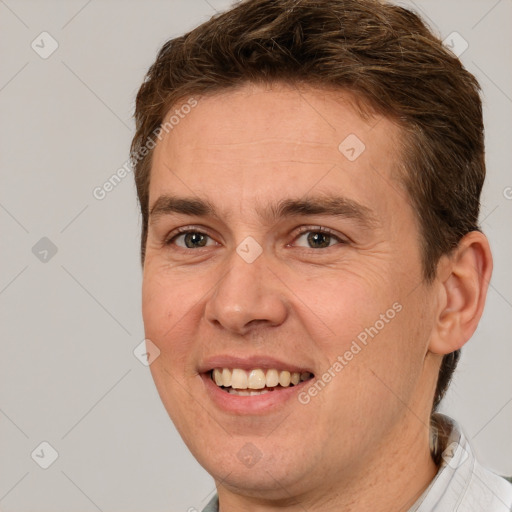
[
  {"xmin": 222, "ymin": 368, "xmax": 232, "ymax": 387},
  {"xmin": 211, "ymin": 368, "xmax": 312, "ymax": 390},
  {"xmin": 231, "ymin": 368, "xmax": 248, "ymax": 389},
  {"xmin": 228, "ymin": 388, "xmax": 272, "ymax": 396},
  {"xmin": 265, "ymin": 369, "xmax": 279, "ymax": 387},
  {"xmin": 213, "ymin": 368, "xmax": 223, "ymax": 386},
  {"xmin": 248, "ymin": 369, "xmax": 266, "ymax": 389},
  {"xmin": 279, "ymin": 370, "xmax": 291, "ymax": 386}
]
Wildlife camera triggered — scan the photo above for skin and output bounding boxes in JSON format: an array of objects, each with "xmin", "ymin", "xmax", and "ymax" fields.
[{"xmin": 142, "ymin": 82, "xmax": 493, "ymax": 511}]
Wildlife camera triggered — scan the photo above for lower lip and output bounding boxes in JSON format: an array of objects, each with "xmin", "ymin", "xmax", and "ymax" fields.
[{"xmin": 201, "ymin": 374, "xmax": 311, "ymax": 414}]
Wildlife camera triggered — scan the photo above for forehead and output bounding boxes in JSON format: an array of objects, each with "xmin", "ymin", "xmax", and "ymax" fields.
[
  {"xmin": 156, "ymin": 83, "xmax": 397, "ymax": 154},
  {"xmin": 149, "ymin": 83, "xmax": 408, "ymax": 218}
]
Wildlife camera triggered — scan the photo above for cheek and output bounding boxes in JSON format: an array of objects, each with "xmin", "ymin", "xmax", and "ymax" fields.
[
  {"xmin": 143, "ymin": 271, "xmax": 203, "ymax": 425},
  {"xmin": 340, "ymin": 295, "xmax": 434, "ymax": 418},
  {"xmin": 312, "ymin": 311, "xmax": 425, "ymax": 450},
  {"xmin": 298, "ymin": 268, "xmax": 428, "ymax": 410},
  {"xmin": 142, "ymin": 263, "xmax": 197, "ymax": 331},
  {"xmin": 293, "ymin": 266, "xmax": 396, "ymax": 347},
  {"xmin": 142, "ymin": 268, "xmax": 201, "ymax": 370}
]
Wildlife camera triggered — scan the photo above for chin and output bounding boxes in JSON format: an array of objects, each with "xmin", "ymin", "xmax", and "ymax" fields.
[{"xmin": 186, "ymin": 432, "xmax": 321, "ymax": 499}]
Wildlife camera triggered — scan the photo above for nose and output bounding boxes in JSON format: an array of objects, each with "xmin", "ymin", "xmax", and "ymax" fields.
[{"xmin": 204, "ymin": 248, "xmax": 288, "ymax": 336}]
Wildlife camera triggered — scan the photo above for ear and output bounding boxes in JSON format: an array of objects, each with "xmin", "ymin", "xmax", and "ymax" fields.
[{"xmin": 428, "ymin": 231, "xmax": 493, "ymax": 355}]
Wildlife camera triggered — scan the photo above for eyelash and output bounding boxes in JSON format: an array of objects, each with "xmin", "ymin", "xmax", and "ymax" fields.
[
  {"xmin": 292, "ymin": 226, "xmax": 347, "ymax": 246},
  {"xmin": 164, "ymin": 226, "xmax": 214, "ymax": 247},
  {"xmin": 164, "ymin": 225, "xmax": 347, "ymax": 249}
]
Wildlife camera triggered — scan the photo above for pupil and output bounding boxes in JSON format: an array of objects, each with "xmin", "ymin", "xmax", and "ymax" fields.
[
  {"xmin": 307, "ymin": 232, "xmax": 330, "ymax": 248},
  {"xmin": 185, "ymin": 232, "xmax": 207, "ymax": 248}
]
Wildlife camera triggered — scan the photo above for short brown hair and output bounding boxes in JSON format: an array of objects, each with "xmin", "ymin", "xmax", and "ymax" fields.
[{"xmin": 131, "ymin": 0, "xmax": 484, "ymax": 411}]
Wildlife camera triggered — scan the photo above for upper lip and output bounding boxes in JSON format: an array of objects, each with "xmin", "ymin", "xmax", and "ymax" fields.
[{"xmin": 198, "ymin": 355, "xmax": 314, "ymax": 374}]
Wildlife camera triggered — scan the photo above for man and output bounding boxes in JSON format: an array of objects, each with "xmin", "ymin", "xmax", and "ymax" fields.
[{"xmin": 130, "ymin": 0, "xmax": 512, "ymax": 510}]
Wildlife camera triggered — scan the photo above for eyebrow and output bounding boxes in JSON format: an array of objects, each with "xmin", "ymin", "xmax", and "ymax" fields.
[{"xmin": 149, "ymin": 194, "xmax": 378, "ymax": 229}]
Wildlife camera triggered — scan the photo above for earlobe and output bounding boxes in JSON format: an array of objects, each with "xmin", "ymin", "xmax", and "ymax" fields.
[{"xmin": 428, "ymin": 231, "xmax": 493, "ymax": 355}]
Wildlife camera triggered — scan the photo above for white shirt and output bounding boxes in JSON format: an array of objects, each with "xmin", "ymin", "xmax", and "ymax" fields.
[
  {"xmin": 411, "ymin": 414, "xmax": 512, "ymax": 511},
  {"xmin": 202, "ymin": 414, "xmax": 512, "ymax": 512}
]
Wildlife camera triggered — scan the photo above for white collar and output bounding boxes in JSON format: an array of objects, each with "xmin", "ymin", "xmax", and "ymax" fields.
[{"xmin": 410, "ymin": 413, "xmax": 512, "ymax": 511}]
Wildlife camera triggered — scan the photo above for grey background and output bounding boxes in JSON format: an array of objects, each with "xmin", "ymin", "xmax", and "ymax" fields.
[{"xmin": 0, "ymin": 0, "xmax": 510, "ymax": 510}]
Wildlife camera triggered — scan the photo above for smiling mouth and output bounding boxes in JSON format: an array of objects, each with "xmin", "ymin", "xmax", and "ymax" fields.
[{"xmin": 210, "ymin": 368, "xmax": 314, "ymax": 396}]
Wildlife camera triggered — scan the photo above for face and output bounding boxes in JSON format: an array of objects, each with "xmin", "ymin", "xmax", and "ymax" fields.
[{"xmin": 142, "ymin": 83, "xmax": 440, "ymax": 499}]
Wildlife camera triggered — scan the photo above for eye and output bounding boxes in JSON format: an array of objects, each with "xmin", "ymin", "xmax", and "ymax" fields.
[
  {"xmin": 292, "ymin": 228, "xmax": 345, "ymax": 249},
  {"xmin": 167, "ymin": 230, "xmax": 216, "ymax": 249}
]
